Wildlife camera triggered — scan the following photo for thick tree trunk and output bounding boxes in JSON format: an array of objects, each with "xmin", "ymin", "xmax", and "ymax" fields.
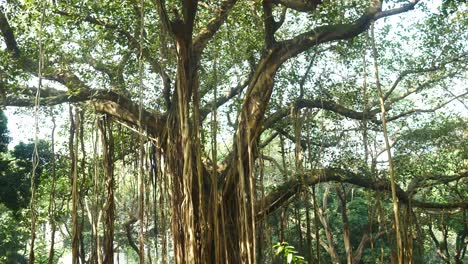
[
  {"xmin": 99, "ymin": 116, "xmax": 115, "ymax": 264},
  {"xmin": 163, "ymin": 35, "xmax": 287, "ymax": 262},
  {"xmin": 166, "ymin": 22, "xmax": 216, "ymax": 262}
]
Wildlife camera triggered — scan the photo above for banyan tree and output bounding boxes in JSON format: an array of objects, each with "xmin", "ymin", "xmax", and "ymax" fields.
[{"xmin": 1, "ymin": 0, "xmax": 467, "ymax": 263}]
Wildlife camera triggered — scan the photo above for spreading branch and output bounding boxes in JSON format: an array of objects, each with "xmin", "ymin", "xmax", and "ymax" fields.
[
  {"xmin": 277, "ymin": 0, "xmax": 420, "ymax": 63},
  {"xmin": 4, "ymin": 86, "xmax": 166, "ymax": 135},
  {"xmin": 263, "ymin": 98, "xmax": 381, "ymax": 130},
  {"xmin": 383, "ymin": 53, "xmax": 467, "ymax": 102},
  {"xmin": 387, "ymin": 91, "xmax": 468, "ymax": 122}
]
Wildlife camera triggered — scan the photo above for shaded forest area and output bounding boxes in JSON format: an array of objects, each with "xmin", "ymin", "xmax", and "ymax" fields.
[{"xmin": 0, "ymin": 0, "xmax": 467, "ymax": 263}]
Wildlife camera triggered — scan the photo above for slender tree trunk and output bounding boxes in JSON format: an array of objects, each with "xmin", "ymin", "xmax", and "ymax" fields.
[
  {"xmin": 150, "ymin": 145, "xmax": 159, "ymax": 263},
  {"xmin": 137, "ymin": 3, "xmax": 146, "ymax": 262},
  {"xmin": 306, "ymin": 115, "xmax": 321, "ymax": 264},
  {"xmin": 29, "ymin": 4, "xmax": 45, "ymax": 262},
  {"xmin": 258, "ymin": 154, "xmax": 266, "ymax": 263},
  {"xmin": 159, "ymin": 148, "xmax": 168, "ymax": 264},
  {"xmin": 295, "ymin": 205, "xmax": 303, "ymax": 252},
  {"xmin": 70, "ymin": 106, "xmax": 80, "ymax": 264},
  {"xmin": 305, "ymin": 196, "xmax": 314, "ymax": 262},
  {"xmin": 454, "ymin": 210, "xmax": 467, "ymax": 264},
  {"xmin": 279, "ymin": 135, "xmax": 288, "ymax": 242},
  {"xmin": 145, "ymin": 161, "xmax": 153, "ymax": 264},
  {"xmin": 90, "ymin": 119, "xmax": 104, "ymax": 264},
  {"xmin": 337, "ymin": 185, "xmax": 353, "ymax": 264},
  {"xmin": 78, "ymin": 110, "xmax": 87, "ymax": 264},
  {"xmin": 318, "ymin": 186, "xmax": 341, "ymax": 264},
  {"xmin": 47, "ymin": 116, "xmax": 57, "ymax": 264}
]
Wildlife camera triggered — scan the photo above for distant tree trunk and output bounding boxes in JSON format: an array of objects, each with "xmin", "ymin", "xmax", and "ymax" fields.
[
  {"xmin": 428, "ymin": 221, "xmax": 451, "ymax": 264},
  {"xmin": 124, "ymin": 215, "xmax": 139, "ymax": 255}
]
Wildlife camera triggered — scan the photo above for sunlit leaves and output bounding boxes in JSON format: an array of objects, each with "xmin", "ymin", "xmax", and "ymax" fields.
[{"xmin": 273, "ymin": 242, "xmax": 307, "ymax": 264}]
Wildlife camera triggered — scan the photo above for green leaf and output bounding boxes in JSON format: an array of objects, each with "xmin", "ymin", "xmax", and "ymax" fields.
[
  {"xmin": 287, "ymin": 253, "xmax": 293, "ymax": 263},
  {"xmin": 276, "ymin": 245, "xmax": 284, "ymax": 256}
]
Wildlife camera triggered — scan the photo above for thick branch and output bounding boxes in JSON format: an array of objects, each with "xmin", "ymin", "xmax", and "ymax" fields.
[
  {"xmin": 182, "ymin": 0, "xmax": 198, "ymax": 39},
  {"xmin": 193, "ymin": 0, "xmax": 238, "ymax": 54},
  {"xmin": 374, "ymin": 0, "xmax": 420, "ymax": 20},
  {"xmin": 0, "ymin": 10, "xmax": 20, "ymax": 57},
  {"xmin": 224, "ymin": 1, "xmax": 420, "ymax": 187},
  {"xmin": 385, "ymin": 76, "xmax": 448, "ymax": 107},
  {"xmin": 5, "ymin": 86, "xmax": 165, "ymax": 135},
  {"xmin": 270, "ymin": 0, "xmax": 321, "ymax": 12},
  {"xmin": 263, "ymin": 2, "xmax": 277, "ymax": 47},
  {"xmin": 274, "ymin": 127, "xmax": 342, "ymax": 150},
  {"xmin": 257, "ymin": 169, "xmax": 468, "ymax": 220}
]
